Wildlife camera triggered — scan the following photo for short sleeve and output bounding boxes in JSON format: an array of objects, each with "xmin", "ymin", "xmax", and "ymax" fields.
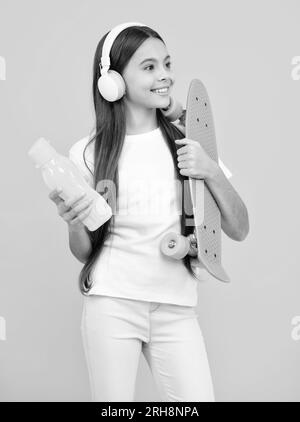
[{"xmin": 68, "ymin": 135, "xmax": 94, "ymax": 187}]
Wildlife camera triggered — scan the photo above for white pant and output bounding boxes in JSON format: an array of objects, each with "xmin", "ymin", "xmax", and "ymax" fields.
[{"xmin": 80, "ymin": 295, "xmax": 215, "ymax": 402}]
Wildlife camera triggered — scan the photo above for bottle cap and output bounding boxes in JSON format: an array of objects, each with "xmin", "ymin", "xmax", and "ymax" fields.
[{"xmin": 28, "ymin": 137, "xmax": 57, "ymax": 168}]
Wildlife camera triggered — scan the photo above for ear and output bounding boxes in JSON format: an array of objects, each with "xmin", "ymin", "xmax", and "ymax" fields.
[{"xmin": 171, "ymin": 121, "xmax": 186, "ymax": 136}]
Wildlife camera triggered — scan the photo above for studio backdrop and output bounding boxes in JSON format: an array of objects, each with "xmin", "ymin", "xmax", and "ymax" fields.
[{"xmin": 0, "ymin": 0, "xmax": 299, "ymax": 402}]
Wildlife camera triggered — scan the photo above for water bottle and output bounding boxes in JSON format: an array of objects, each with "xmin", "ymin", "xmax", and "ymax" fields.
[{"xmin": 28, "ymin": 137, "xmax": 112, "ymax": 231}]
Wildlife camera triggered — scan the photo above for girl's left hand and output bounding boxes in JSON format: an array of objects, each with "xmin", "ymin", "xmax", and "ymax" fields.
[{"xmin": 175, "ymin": 138, "xmax": 217, "ymax": 180}]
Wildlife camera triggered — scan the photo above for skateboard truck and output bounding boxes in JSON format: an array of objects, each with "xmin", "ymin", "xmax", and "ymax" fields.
[
  {"xmin": 160, "ymin": 232, "xmax": 198, "ymax": 259},
  {"xmin": 160, "ymin": 79, "xmax": 231, "ymax": 283}
]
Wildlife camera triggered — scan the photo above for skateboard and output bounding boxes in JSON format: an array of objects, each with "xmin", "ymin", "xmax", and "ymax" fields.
[{"xmin": 160, "ymin": 79, "xmax": 230, "ymax": 283}]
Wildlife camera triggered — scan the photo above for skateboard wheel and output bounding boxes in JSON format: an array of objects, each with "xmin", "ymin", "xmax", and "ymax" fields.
[{"xmin": 160, "ymin": 232, "xmax": 190, "ymax": 259}]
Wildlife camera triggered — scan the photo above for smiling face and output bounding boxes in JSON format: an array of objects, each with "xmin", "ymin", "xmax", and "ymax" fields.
[{"xmin": 122, "ymin": 37, "xmax": 175, "ymax": 111}]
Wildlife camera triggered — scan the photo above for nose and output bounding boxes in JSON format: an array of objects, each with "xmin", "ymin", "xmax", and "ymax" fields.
[
  {"xmin": 159, "ymin": 74, "xmax": 174, "ymax": 88},
  {"xmin": 158, "ymin": 75, "xmax": 173, "ymax": 87},
  {"xmin": 157, "ymin": 65, "xmax": 172, "ymax": 83}
]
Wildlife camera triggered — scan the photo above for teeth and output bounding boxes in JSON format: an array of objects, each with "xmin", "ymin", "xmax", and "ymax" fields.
[{"xmin": 152, "ymin": 88, "xmax": 168, "ymax": 93}]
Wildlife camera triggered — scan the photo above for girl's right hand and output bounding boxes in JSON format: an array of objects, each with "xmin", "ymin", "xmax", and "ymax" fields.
[
  {"xmin": 48, "ymin": 189, "xmax": 93, "ymax": 230},
  {"xmin": 178, "ymin": 108, "xmax": 186, "ymax": 127}
]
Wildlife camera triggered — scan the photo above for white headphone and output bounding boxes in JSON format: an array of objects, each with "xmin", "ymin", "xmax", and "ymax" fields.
[{"xmin": 97, "ymin": 21, "xmax": 183, "ymax": 121}]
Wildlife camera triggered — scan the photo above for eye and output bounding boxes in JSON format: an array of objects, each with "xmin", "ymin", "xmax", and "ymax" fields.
[{"xmin": 144, "ymin": 62, "xmax": 172, "ymax": 71}]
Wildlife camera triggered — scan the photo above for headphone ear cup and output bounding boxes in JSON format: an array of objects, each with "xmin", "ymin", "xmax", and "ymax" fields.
[
  {"xmin": 98, "ymin": 70, "xmax": 126, "ymax": 102},
  {"xmin": 161, "ymin": 96, "xmax": 184, "ymax": 122}
]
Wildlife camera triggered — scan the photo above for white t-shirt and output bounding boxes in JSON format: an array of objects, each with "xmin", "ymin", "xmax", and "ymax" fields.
[{"xmin": 68, "ymin": 126, "xmax": 203, "ymax": 306}]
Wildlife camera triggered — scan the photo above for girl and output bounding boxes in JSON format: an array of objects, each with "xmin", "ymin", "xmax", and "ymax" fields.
[{"xmin": 49, "ymin": 23, "xmax": 239, "ymax": 402}]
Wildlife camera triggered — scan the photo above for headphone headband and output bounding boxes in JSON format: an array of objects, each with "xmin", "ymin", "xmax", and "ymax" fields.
[{"xmin": 100, "ymin": 22, "xmax": 146, "ymax": 74}]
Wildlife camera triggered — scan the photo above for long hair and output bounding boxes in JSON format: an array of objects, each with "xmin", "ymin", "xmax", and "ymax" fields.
[{"xmin": 78, "ymin": 25, "xmax": 197, "ymax": 295}]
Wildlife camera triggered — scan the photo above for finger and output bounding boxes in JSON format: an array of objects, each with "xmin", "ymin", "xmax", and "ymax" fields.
[
  {"xmin": 179, "ymin": 168, "xmax": 190, "ymax": 176},
  {"xmin": 175, "ymin": 138, "xmax": 194, "ymax": 145},
  {"xmin": 79, "ymin": 203, "xmax": 93, "ymax": 219},
  {"xmin": 71, "ymin": 203, "xmax": 93, "ymax": 224},
  {"xmin": 177, "ymin": 161, "xmax": 190, "ymax": 169},
  {"xmin": 60, "ymin": 195, "xmax": 86, "ymax": 219},
  {"xmin": 64, "ymin": 192, "xmax": 87, "ymax": 209},
  {"xmin": 177, "ymin": 153, "xmax": 190, "ymax": 162},
  {"xmin": 49, "ymin": 188, "xmax": 64, "ymax": 204},
  {"xmin": 73, "ymin": 198, "xmax": 93, "ymax": 215},
  {"xmin": 176, "ymin": 145, "xmax": 189, "ymax": 155},
  {"xmin": 64, "ymin": 199, "xmax": 93, "ymax": 221},
  {"xmin": 69, "ymin": 216, "xmax": 84, "ymax": 226}
]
